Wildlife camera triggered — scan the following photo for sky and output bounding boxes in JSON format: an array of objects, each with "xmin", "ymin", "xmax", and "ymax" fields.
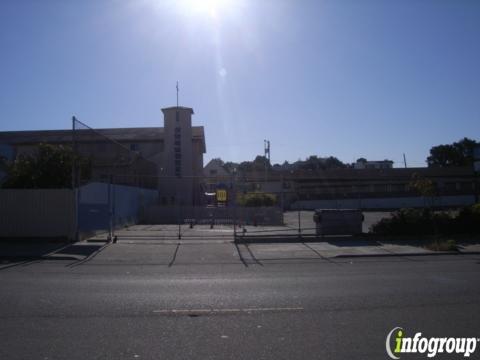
[{"xmin": 0, "ymin": 0, "xmax": 479, "ymax": 167}]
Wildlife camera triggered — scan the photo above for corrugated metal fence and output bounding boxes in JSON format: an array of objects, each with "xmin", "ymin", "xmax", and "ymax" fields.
[{"xmin": 0, "ymin": 189, "xmax": 75, "ymax": 240}]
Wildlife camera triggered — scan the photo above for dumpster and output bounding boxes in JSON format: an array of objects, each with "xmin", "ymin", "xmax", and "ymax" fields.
[{"xmin": 313, "ymin": 209, "xmax": 363, "ymax": 236}]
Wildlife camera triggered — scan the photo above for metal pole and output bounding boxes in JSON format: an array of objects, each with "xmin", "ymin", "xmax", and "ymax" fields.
[
  {"xmin": 474, "ymin": 169, "xmax": 479, "ymax": 204},
  {"xmin": 176, "ymin": 81, "xmax": 179, "ymax": 108},
  {"xmin": 108, "ymin": 175, "xmax": 112, "ymax": 242},
  {"xmin": 233, "ymin": 172, "xmax": 237, "ymax": 240},
  {"xmin": 177, "ymin": 181, "xmax": 181, "ymax": 240},
  {"xmin": 72, "ymin": 116, "xmax": 79, "ymax": 242},
  {"xmin": 178, "ymin": 203, "xmax": 181, "ymax": 240},
  {"xmin": 281, "ymin": 175, "xmax": 285, "ymax": 212},
  {"xmin": 298, "ymin": 210, "xmax": 301, "ymax": 239},
  {"xmin": 112, "ymin": 174, "xmax": 116, "ymax": 242}
]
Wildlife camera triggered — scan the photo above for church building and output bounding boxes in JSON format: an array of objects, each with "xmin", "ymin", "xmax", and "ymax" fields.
[{"xmin": 0, "ymin": 106, "xmax": 206, "ymax": 206}]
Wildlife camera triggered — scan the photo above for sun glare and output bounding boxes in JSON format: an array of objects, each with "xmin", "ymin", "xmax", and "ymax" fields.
[{"xmin": 178, "ymin": 0, "xmax": 236, "ymax": 19}]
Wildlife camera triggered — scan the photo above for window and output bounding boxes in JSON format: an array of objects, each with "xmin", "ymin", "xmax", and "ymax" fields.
[
  {"xmin": 356, "ymin": 185, "xmax": 371, "ymax": 193},
  {"xmin": 373, "ymin": 184, "xmax": 388, "ymax": 193},
  {"xmin": 444, "ymin": 182, "xmax": 457, "ymax": 191},
  {"xmin": 390, "ymin": 184, "xmax": 406, "ymax": 192},
  {"xmin": 130, "ymin": 143, "xmax": 139, "ymax": 151},
  {"xmin": 459, "ymin": 182, "xmax": 473, "ymax": 191}
]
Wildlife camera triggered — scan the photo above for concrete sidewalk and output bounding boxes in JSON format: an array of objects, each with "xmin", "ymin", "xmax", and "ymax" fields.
[
  {"xmin": 0, "ymin": 241, "xmax": 108, "ymax": 262},
  {"xmin": 2, "ymin": 239, "xmax": 479, "ymax": 267}
]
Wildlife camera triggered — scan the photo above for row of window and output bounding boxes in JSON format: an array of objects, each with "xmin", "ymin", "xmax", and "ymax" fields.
[
  {"xmin": 174, "ymin": 127, "xmax": 182, "ymax": 176},
  {"xmin": 296, "ymin": 182, "xmax": 474, "ymax": 194}
]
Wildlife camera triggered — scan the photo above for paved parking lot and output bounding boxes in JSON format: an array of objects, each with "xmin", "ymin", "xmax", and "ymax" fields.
[{"xmin": 101, "ymin": 211, "xmax": 394, "ymax": 242}]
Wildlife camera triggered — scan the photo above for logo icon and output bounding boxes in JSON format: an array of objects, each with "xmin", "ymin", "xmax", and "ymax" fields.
[{"xmin": 386, "ymin": 327, "xmax": 478, "ymax": 359}]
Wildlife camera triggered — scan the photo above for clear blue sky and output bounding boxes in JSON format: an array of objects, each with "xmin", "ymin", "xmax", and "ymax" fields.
[{"xmin": 1, "ymin": 0, "xmax": 479, "ymax": 167}]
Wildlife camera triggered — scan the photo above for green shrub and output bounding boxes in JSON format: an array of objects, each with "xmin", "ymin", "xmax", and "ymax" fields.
[
  {"xmin": 238, "ymin": 193, "xmax": 276, "ymax": 207},
  {"xmin": 370, "ymin": 204, "xmax": 480, "ymax": 236},
  {"xmin": 454, "ymin": 203, "xmax": 480, "ymax": 234},
  {"xmin": 426, "ymin": 239, "xmax": 457, "ymax": 252},
  {"xmin": 370, "ymin": 208, "xmax": 437, "ymax": 235}
]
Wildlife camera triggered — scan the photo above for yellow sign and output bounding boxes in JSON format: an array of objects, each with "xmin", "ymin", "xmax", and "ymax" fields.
[{"xmin": 216, "ymin": 189, "xmax": 227, "ymax": 202}]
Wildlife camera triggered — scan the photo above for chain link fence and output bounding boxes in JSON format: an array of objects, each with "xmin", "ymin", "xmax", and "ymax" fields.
[
  {"xmin": 71, "ymin": 117, "xmax": 356, "ymax": 242},
  {"xmin": 72, "ymin": 117, "xmax": 158, "ymax": 241}
]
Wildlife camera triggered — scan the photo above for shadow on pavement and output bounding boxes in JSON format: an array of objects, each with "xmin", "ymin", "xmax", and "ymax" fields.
[
  {"xmin": 0, "ymin": 241, "xmax": 71, "ymax": 271},
  {"xmin": 59, "ymin": 244, "xmax": 106, "ymax": 257},
  {"xmin": 168, "ymin": 243, "xmax": 180, "ymax": 267},
  {"xmin": 0, "ymin": 241, "xmax": 111, "ymax": 271},
  {"xmin": 67, "ymin": 243, "xmax": 111, "ymax": 267},
  {"xmin": 0, "ymin": 241, "xmax": 70, "ymax": 260},
  {"xmin": 326, "ymin": 238, "xmax": 381, "ymax": 247}
]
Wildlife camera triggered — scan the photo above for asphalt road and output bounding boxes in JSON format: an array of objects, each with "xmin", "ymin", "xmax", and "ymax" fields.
[{"xmin": 1, "ymin": 247, "xmax": 479, "ymax": 360}]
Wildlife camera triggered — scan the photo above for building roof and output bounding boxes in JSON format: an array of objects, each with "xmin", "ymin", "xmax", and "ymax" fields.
[
  {"xmin": 0, "ymin": 126, "xmax": 206, "ymax": 152},
  {"xmin": 238, "ymin": 167, "xmax": 474, "ymax": 182},
  {"xmin": 161, "ymin": 106, "xmax": 194, "ymax": 114},
  {"xmin": 359, "ymin": 160, "xmax": 394, "ymax": 163}
]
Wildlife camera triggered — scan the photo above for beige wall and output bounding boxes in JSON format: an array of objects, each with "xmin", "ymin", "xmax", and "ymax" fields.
[
  {"xmin": 0, "ymin": 189, "xmax": 75, "ymax": 240},
  {"xmin": 160, "ymin": 108, "xmax": 195, "ymax": 205}
]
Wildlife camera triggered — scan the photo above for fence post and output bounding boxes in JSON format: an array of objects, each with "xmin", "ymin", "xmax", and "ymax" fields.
[
  {"xmin": 178, "ymin": 202, "xmax": 181, "ymax": 240},
  {"xmin": 71, "ymin": 116, "xmax": 79, "ymax": 242},
  {"xmin": 233, "ymin": 173, "xmax": 237, "ymax": 240},
  {"xmin": 298, "ymin": 210, "xmax": 301, "ymax": 239},
  {"xmin": 108, "ymin": 175, "xmax": 113, "ymax": 242},
  {"xmin": 72, "ymin": 116, "xmax": 78, "ymax": 241},
  {"xmin": 112, "ymin": 175, "xmax": 116, "ymax": 242}
]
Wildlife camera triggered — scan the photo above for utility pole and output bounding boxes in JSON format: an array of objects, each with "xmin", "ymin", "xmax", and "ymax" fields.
[
  {"xmin": 264, "ymin": 139, "xmax": 270, "ymax": 183},
  {"xmin": 176, "ymin": 81, "xmax": 179, "ymax": 108},
  {"xmin": 403, "ymin": 153, "xmax": 407, "ymax": 168}
]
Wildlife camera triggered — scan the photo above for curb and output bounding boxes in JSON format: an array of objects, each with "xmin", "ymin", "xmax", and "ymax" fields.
[
  {"xmin": 235, "ymin": 235, "xmax": 349, "ymax": 244},
  {"xmin": 334, "ymin": 251, "xmax": 480, "ymax": 259},
  {"xmin": 0, "ymin": 254, "xmax": 84, "ymax": 262}
]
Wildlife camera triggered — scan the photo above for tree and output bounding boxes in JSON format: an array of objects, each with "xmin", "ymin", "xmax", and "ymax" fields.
[
  {"xmin": 1, "ymin": 143, "xmax": 91, "ymax": 189},
  {"xmin": 409, "ymin": 172, "xmax": 442, "ymax": 246},
  {"xmin": 210, "ymin": 158, "xmax": 224, "ymax": 166},
  {"xmin": 427, "ymin": 138, "xmax": 477, "ymax": 167},
  {"xmin": 238, "ymin": 155, "xmax": 270, "ymax": 173},
  {"xmin": 409, "ymin": 173, "xmax": 436, "ymax": 201},
  {"xmin": 223, "ymin": 161, "xmax": 239, "ymax": 173},
  {"xmin": 215, "ymin": 154, "xmax": 347, "ymax": 175},
  {"xmin": 294, "ymin": 155, "xmax": 347, "ymax": 171}
]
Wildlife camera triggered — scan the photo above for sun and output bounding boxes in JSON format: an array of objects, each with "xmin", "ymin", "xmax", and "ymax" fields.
[{"xmin": 178, "ymin": 0, "xmax": 235, "ymax": 19}]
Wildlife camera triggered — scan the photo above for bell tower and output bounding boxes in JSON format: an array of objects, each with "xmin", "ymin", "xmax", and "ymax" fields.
[{"xmin": 160, "ymin": 106, "xmax": 194, "ymax": 205}]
